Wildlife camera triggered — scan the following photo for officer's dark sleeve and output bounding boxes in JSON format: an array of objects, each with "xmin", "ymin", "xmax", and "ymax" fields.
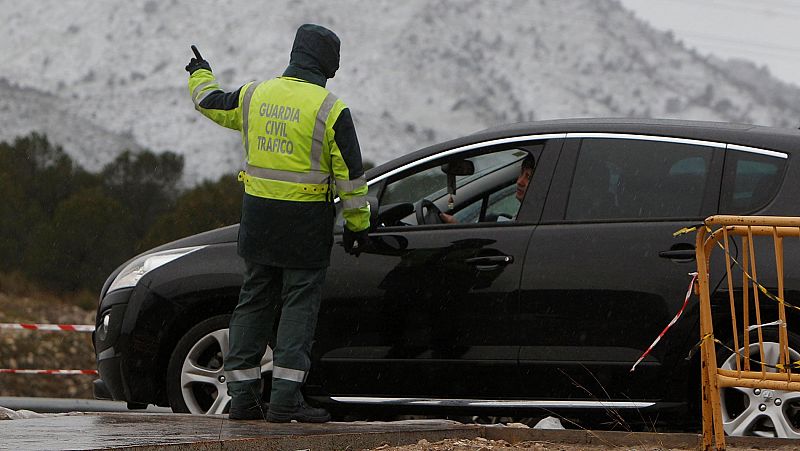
[
  {"xmin": 198, "ymin": 88, "xmax": 243, "ymax": 110},
  {"xmin": 332, "ymin": 108, "xmax": 364, "ymax": 179}
]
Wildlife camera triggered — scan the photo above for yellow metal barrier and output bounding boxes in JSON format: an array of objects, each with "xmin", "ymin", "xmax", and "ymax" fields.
[{"xmin": 696, "ymin": 215, "xmax": 800, "ymax": 450}]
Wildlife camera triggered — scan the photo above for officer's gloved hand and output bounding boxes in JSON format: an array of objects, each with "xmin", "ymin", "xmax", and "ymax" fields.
[
  {"xmin": 185, "ymin": 58, "xmax": 211, "ymax": 74},
  {"xmin": 343, "ymin": 227, "xmax": 370, "ymax": 256}
]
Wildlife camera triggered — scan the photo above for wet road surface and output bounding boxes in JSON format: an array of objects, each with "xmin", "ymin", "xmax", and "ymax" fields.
[
  {"xmin": 0, "ymin": 413, "xmax": 479, "ymax": 450},
  {"xmin": 4, "ymin": 412, "xmax": 800, "ymax": 450}
]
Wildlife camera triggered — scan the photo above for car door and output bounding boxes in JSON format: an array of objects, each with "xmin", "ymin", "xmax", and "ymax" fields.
[
  {"xmin": 518, "ymin": 135, "xmax": 724, "ymax": 403},
  {"xmin": 313, "ymin": 137, "xmax": 562, "ymax": 404}
]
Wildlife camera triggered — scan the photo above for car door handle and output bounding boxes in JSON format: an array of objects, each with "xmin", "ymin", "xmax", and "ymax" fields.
[
  {"xmin": 658, "ymin": 248, "xmax": 696, "ymax": 261},
  {"xmin": 464, "ymin": 255, "xmax": 514, "ymax": 270}
]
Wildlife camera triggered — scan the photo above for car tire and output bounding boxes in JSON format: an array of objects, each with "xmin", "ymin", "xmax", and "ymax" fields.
[
  {"xmin": 718, "ymin": 328, "xmax": 800, "ymax": 438},
  {"xmin": 166, "ymin": 314, "xmax": 273, "ymax": 414}
]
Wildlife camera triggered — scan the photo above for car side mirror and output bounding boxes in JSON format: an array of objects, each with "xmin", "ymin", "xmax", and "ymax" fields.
[
  {"xmin": 367, "ymin": 196, "xmax": 380, "ymax": 231},
  {"xmin": 375, "ymin": 202, "xmax": 414, "ymax": 229}
]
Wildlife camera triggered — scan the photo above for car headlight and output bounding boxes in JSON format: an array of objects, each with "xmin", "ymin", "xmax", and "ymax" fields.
[
  {"xmin": 107, "ymin": 246, "xmax": 206, "ymax": 294},
  {"xmin": 96, "ymin": 311, "xmax": 111, "ymax": 341}
]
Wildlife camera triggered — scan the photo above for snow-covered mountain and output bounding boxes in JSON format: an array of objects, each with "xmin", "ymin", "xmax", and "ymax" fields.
[{"xmin": 2, "ymin": 0, "xmax": 800, "ymax": 182}]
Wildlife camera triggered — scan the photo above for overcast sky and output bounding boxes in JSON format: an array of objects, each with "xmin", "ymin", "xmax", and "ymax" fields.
[{"xmin": 619, "ymin": 0, "xmax": 800, "ymax": 87}]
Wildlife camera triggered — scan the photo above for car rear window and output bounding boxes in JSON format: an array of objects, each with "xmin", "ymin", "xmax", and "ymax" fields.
[
  {"xmin": 719, "ymin": 150, "xmax": 786, "ymax": 213},
  {"xmin": 566, "ymin": 138, "xmax": 714, "ymax": 220}
]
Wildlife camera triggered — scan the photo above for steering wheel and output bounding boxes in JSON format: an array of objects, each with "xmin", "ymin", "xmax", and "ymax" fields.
[{"xmin": 416, "ymin": 199, "xmax": 443, "ymax": 225}]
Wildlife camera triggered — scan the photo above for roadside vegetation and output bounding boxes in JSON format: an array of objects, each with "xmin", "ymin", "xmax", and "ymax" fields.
[
  {"xmin": 0, "ymin": 133, "xmax": 244, "ymax": 397},
  {"xmin": 0, "ymin": 132, "xmax": 244, "ymax": 306}
]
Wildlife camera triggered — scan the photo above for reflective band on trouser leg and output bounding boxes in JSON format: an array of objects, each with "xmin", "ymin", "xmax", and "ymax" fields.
[
  {"xmin": 341, "ymin": 195, "xmax": 368, "ymax": 210},
  {"xmin": 309, "ymin": 93, "xmax": 339, "ymax": 171},
  {"xmin": 245, "ymin": 164, "xmax": 331, "ymax": 184},
  {"xmin": 192, "ymin": 81, "xmax": 219, "ymax": 108},
  {"xmin": 240, "ymin": 81, "xmax": 259, "ymax": 160},
  {"xmin": 335, "ymin": 175, "xmax": 367, "ymax": 193},
  {"xmin": 273, "ymin": 365, "xmax": 306, "ymax": 383},
  {"xmin": 225, "ymin": 367, "xmax": 262, "ymax": 382}
]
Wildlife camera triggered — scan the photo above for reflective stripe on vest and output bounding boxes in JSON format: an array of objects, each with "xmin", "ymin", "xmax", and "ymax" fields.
[
  {"xmin": 245, "ymin": 164, "xmax": 330, "ymax": 185},
  {"xmin": 240, "ymin": 81, "xmax": 260, "ymax": 160},
  {"xmin": 310, "ymin": 92, "xmax": 339, "ymax": 172},
  {"xmin": 335, "ymin": 175, "xmax": 367, "ymax": 193},
  {"xmin": 192, "ymin": 81, "xmax": 219, "ymax": 108},
  {"xmin": 341, "ymin": 195, "xmax": 368, "ymax": 210}
]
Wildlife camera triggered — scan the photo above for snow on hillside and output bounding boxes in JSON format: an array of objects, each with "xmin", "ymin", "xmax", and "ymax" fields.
[{"xmin": 2, "ymin": 0, "xmax": 800, "ymax": 182}]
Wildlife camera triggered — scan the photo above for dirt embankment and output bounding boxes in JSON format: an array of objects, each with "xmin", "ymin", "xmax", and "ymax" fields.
[{"xmin": 0, "ymin": 284, "xmax": 96, "ymax": 398}]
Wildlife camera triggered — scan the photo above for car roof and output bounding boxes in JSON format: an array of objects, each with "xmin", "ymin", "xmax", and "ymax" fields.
[
  {"xmin": 369, "ymin": 118, "xmax": 800, "ymax": 178},
  {"xmin": 479, "ymin": 118, "xmax": 800, "ymax": 146}
]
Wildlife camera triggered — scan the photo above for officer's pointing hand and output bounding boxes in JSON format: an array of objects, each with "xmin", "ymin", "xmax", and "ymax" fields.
[{"xmin": 185, "ymin": 45, "xmax": 211, "ymax": 74}]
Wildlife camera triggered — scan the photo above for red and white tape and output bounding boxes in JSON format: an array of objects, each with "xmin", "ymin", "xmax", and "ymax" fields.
[
  {"xmin": 0, "ymin": 323, "xmax": 98, "ymax": 375},
  {"xmin": 630, "ymin": 272, "xmax": 698, "ymax": 373},
  {"xmin": 0, "ymin": 323, "xmax": 95, "ymax": 332},
  {"xmin": 0, "ymin": 369, "xmax": 97, "ymax": 375}
]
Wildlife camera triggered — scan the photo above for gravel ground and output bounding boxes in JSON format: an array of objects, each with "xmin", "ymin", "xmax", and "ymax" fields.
[
  {"xmin": 361, "ymin": 436, "xmax": 783, "ymax": 451},
  {"xmin": 362, "ymin": 437, "xmax": 681, "ymax": 451}
]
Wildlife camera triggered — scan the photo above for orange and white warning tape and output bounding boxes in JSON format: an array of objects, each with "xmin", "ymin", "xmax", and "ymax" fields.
[
  {"xmin": 0, "ymin": 323, "xmax": 95, "ymax": 332},
  {"xmin": 0, "ymin": 369, "xmax": 97, "ymax": 375}
]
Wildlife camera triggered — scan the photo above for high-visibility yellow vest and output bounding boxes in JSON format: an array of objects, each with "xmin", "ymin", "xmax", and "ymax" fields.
[{"xmin": 190, "ymin": 70, "xmax": 370, "ymax": 232}]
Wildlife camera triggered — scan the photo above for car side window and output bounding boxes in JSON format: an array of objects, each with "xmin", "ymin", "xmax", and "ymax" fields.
[
  {"xmin": 378, "ymin": 147, "xmax": 537, "ymax": 227},
  {"xmin": 719, "ymin": 150, "xmax": 786, "ymax": 213},
  {"xmin": 381, "ymin": 165, "xmax": 447, "ymax": 207},
  {"xmin": 450, "ymin": 183, "xmax": 519, "ymax": 224},
  {"xmin": 565, "ymin": 138, "xmax": 714, "ymax": 220}
]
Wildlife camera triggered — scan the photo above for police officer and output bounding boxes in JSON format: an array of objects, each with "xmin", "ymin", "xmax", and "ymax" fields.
[{"xmin": 186, "ymin": 24, "xmax": 370, "ymax": 422}]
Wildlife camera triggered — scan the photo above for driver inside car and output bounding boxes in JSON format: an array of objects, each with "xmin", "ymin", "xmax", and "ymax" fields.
[{"xmin": 439, "ymin": 153, "xmax": 535, "ymax": 224}]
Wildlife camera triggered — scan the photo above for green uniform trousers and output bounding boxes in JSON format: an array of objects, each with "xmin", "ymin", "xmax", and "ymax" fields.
[{"xmin": 224, "ymin": 260, "xmax": 326, "ymax": 409}]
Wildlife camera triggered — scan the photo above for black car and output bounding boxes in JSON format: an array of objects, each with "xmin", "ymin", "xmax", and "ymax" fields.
[{"xmin": 93, "ymin": 118, "xmax": 800, "ymax": 437}]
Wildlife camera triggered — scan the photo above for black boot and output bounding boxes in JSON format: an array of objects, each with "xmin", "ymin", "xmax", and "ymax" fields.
[
  {"xmin": 266, "ymin": 402, "xmax": 331, "ymax": 423},
  {"xmin": 229, "ymin": 401, "xmax": 269, "ymax": 420}
]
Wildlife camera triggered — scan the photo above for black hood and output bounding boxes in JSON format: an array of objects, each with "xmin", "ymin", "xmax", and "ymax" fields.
[{"xmin": 282, "ymin": 24, "xmax": 340, "ymax": 87}]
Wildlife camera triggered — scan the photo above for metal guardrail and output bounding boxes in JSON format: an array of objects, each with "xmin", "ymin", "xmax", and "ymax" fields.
[{"xmin": 696, "ymin": 215, "xmax": 800, "ymax": 450}]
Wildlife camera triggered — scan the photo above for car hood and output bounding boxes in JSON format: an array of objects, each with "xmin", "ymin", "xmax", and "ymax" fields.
[
  {"xmin": 98, "ymin": 224, "xmax": 240, "ymax": 298},
  {"xmin": 147, "ymin": 224, "xmax": 239, "ymax": 252}
]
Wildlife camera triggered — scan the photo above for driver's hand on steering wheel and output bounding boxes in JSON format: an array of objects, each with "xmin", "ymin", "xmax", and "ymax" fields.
[{"xmin": 439, "ymin": 212, "xmax": 458, "ymax": 224}]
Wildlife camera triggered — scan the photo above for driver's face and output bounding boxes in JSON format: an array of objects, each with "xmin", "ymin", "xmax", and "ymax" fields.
[{"xmin": 515, "ymin": 166, "xmax": 533, "ymax": 202}]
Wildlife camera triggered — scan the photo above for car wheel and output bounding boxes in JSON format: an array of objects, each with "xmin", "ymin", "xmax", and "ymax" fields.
[
  {"xmin": 166, "ymin": 314, "xmax": 273, "ymax": 414},
  {"xmin": 719, "ymin": 330, "xmax": 800, "ymax": 438}
]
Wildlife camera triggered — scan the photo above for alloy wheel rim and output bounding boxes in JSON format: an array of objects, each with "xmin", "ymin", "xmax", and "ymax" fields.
[
  {"xmin": 720, "ymin": 341, "xmax": 800, "ymax": 438},
  {"xmin": 179, "ymin": 328, "xmax": 273, "ymax": 414}
]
